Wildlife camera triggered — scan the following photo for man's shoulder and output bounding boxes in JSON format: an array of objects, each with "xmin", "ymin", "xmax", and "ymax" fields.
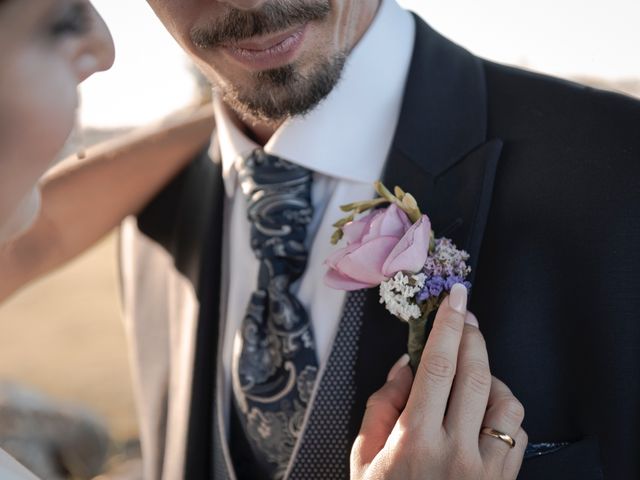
[
  {"xmin": 482, "ymin": 60, "xmax": 640, "ymax": 161},
  {"xmin": 483, "ymin": 60, "xmax": 640, "ymax": 129},
  {"xmin": 484, "ymin": 59, "xmax": 639, "ymax": 105},
  {"xmin": 137, "ymin": 140, "xmax": 220, "ymax": 250}
]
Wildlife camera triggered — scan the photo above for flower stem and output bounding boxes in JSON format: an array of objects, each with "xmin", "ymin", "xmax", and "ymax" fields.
[{"xmin": 408, "ymin": 312, "xmax": 432, "ymax": 374}]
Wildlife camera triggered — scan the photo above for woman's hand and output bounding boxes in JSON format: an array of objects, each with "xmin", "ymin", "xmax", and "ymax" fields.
[{"xmin": 351, "ymin": 285, "xmax": 527, "ymax": 479}]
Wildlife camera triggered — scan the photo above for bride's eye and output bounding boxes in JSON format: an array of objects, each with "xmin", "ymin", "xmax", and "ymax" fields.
[{"xmin": 50, "ymin": 2, "xmax": 91, "ymax": 38}]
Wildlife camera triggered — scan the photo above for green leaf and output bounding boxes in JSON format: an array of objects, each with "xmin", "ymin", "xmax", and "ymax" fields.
[{"xmin": 333, "ymin": 214, "xmax": 355, "ymax": 228}]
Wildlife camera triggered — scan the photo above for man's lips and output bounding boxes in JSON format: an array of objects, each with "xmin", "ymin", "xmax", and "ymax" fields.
[
  {"xmin": 220, "ymin": 23, "xmax": 308, "ymax": 70},
  {"xmin": 224, "ymin": 25, "xmax": 305, "ymax": 51}
]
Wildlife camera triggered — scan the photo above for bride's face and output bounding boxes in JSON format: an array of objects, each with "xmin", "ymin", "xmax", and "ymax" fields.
[{"xmin": 0, "ymin": 0, "xmax": 114, "ymax": 243}]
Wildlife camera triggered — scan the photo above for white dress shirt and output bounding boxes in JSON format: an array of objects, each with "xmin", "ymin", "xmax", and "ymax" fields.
[{"xmin": 214, "ymin": 0, "xmax": 415, "ymax": 434}]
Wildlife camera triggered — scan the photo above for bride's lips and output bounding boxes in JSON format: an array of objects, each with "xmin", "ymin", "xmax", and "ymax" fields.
[{"xmin": 221, "ymin": 23, "xmax": 308, "ymax": 71}]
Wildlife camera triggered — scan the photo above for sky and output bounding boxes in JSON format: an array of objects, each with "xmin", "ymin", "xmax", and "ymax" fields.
[{"xmin": 80, "ymin": 0, "xmax": 640, "ymax": 128}]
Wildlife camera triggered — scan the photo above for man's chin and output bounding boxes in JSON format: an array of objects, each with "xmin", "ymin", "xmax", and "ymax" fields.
[{"xmin": 220, "ymin": 51, "xmax": 347, "ymax": 125}]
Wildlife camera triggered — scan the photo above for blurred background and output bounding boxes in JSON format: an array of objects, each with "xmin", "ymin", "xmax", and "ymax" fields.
[{"xmin": 0, "ymin": 0, "xmax": 638, "ymax": 478}]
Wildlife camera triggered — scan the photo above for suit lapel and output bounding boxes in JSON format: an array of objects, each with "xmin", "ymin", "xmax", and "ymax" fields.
[
  {"xmin": 174, "ymin": 141, "xmax": 227, "ymax": 480},
  {"xmin": 384, "ymin": 139, "xmax": 503, "ymax": 282},
  {"xmin": 355, "ymin": 14, "xmax": 503, "ymax": 403},
  {"xmin": 384, "ymin": 14, "xmax": 499, "ymax": 269},
  {"xmin": 133, "ymin": 140, "xmax": 226, "ymax": 479}
]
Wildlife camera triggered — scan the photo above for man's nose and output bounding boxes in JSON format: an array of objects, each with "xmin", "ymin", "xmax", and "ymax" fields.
[{"xmin": 219, "ymin": 0, "xmax": 270, "ymax": 10}]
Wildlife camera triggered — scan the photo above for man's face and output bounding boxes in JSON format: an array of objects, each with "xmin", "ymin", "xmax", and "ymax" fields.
[{"xmin": 146, "ymin": 0, "xmax": 378, "ymax": 125}]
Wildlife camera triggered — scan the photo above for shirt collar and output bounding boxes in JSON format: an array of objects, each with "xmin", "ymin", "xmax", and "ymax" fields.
[{"xmin": 214, "ymin": 0, "xmax": 415, "ymax": 197}]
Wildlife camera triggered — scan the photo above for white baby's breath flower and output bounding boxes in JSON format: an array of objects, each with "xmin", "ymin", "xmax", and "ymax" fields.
[{"xmin": 379, "ymin": 272, "xmax": 426, "ymax": 322}]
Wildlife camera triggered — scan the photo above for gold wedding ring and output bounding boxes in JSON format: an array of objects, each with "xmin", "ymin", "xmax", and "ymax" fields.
[{"xmin": 480, "ymin": 427, "xmax": 516, "ymax": 448}]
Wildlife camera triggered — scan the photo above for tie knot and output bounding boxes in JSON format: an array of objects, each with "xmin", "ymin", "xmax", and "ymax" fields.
[
  {"xmin": 239, "ymin": 149, "xmax": 314, "ymax": 281},
  {"xmin": 239, "ymin": 149, "xmax": 313, "ymax": 230},
  {"xmin": 239, "ymin": 149, "xmax": 312, "ymax": 200}
]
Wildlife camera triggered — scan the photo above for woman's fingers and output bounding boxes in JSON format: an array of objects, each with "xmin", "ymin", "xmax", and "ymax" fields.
[
  {"xmin": 403, "ymin": 284, "xmax": 468, "ymax": 433},
  {"xmin": 443, "ymin": 316, "xmax": 492, "ymax": 444},
  {"xmin": 351, "ymin": 354, "xmax": 414, "ymax": 474},
  {"xmin": 351, "ymin": 291, "xmax": 528, "ymax": 480},
  {"xmin": 479, "ymin": 377, "xmax": 526, "ymax": 464},
  {"xmin": 503, "ymin": 428, "xmax": 528, "ymax": 480}
]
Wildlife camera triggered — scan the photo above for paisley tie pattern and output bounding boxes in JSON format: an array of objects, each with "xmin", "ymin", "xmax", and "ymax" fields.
[{"xmin": 232, "ymin": 149, "xmax": 318, "ymax": 480}]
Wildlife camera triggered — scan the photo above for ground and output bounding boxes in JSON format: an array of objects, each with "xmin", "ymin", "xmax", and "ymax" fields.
[{"xmin": 0, "ymin": 234, "xmax": 137, "ymax": 443}]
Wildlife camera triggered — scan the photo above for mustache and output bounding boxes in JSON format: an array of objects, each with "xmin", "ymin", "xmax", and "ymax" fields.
[{"xmin": 190, "ymin": 0, "xmax": 331, "ymax": 49}]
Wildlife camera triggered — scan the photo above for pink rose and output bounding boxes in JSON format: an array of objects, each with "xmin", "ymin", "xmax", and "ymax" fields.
[
  {"xmin": 341, "ymin": 210, "xmax": 381, "ymax": 244},
  {"xmin": 325, "ymin": 204, "xmax": 431, "ymax": 291},
  {"xmin": 382, "ymin": 215, "xmax": 431, "ymax": 276}
]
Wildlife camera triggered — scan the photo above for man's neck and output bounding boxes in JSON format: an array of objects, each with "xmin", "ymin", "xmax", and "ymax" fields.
[{"xmin": 248, "ymin": 121, "xmax": 281, "ymax": 146}]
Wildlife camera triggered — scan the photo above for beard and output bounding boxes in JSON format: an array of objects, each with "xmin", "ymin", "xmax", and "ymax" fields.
[
  {"xmin": 215, "ymin": 51, "xmax": 347, "ymax": 125},
  {"xmin": 191, "ymin": 0, "xmax": 346, "ymax": 124}
]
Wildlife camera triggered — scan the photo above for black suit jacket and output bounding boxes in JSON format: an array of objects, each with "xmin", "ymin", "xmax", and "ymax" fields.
[{"xmin": 130, "ymin": 15, "xmax": 640, "ymax": 480}]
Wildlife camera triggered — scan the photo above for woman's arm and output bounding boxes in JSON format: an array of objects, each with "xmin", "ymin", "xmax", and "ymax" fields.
[{"xmin": 0, "ymin": 104, "xmax": 214, "ymax": 302}]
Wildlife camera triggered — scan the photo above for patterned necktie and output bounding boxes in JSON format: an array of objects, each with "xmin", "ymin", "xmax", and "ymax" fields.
[{"xmin": 232, "ymin": 149, "xmax": 319, "ymax": 480}]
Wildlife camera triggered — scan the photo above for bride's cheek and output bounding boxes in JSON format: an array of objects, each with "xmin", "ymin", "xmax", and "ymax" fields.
[
  {"xmin": 26, "ymin": 64, "xmax": 79, "ymax": 165},
  {"xmin": 26, "ymin": 70, "xmax": 76, "ymax": 160},
  {"xmin": 0, "ymin": 56, "xmax": 77, "ymax": 241}
]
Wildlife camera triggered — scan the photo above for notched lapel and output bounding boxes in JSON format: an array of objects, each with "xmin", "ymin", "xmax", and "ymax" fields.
[
  {"xmin": 183, "ymin": 142, "xmax": 228, "ymax": 479},
  {"xmin": 393, "ymin": 15, "xmax": 488, "ymax": 178},
  {"xmin": 392, "ymin": 139, "xmax": 503, "ymax": 282},
  {"xmin": 385, "ymin": 15, "xmax": 504, "ymax": 285},
  {"xmin": 344, "ymin": 17, "xmax": 504, "ymax": 472},
  {"xmin": 384, "ymin": 137, "xmax": 503, "ymax": 286}
]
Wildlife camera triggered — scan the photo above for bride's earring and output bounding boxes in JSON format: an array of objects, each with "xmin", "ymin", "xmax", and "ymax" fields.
[{"xmin": 75, "ymin": 125, "xmax": 86, "ymax": 160}]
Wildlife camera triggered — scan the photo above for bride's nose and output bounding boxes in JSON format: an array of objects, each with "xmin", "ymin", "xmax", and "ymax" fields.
[{"xmin": 74, "ymin": 4, "xmax": 115, "ymax": 83}]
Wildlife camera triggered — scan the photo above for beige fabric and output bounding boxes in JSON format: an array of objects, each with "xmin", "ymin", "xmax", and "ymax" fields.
[{"xmin": 119, "ymin": 217, "xmax": 200, "ymax": 480}]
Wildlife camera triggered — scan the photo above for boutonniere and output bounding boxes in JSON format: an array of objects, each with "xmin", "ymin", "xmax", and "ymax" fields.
[{"xmin": 324, "ymin": 182, "xmax": 471, "ymax": 371}]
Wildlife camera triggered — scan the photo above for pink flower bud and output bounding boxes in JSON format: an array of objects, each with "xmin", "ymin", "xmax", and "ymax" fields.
[
  {"xmin": 325, "ymin": 205, "xmax": 430, "ymax": 291},
  {"xmin": 382, "ymin": 215, "xmax": 431, "ymax": 277}
]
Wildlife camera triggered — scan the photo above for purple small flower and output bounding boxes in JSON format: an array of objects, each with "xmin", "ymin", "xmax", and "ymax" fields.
[
  {"xmin": 428, "ymin": 276, "xmax": 446, "ymax": 297},
  {"xmin": 423, "ymin": 256, "xmax": 442, "ymax": 277},
  {"xmin": 444, "ymin": 275, "xmax": 463, "ymax": 291},
  {"xmin": 417, "ymin": 289, "xmax": 430, "ymax": 303},
  {"xmin": 418, "ymin": 275, "xmax": 446, "ymax": 302},
  {"xmin": 444, "ymin": 275, "xmax": 472, "ymax": 292}
]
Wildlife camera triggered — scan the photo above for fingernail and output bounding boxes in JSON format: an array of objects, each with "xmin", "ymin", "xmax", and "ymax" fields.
[
  {"xmin": 449, "ymin": 283, "xmax": 468, "ymax": 314},
  {"xmin": 465, "ymin": 313, "xmax": 479, "ymax": 328},
  {"xmin": 387, "ymin": 354, "xmax": 410, "ymax": 381}
]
